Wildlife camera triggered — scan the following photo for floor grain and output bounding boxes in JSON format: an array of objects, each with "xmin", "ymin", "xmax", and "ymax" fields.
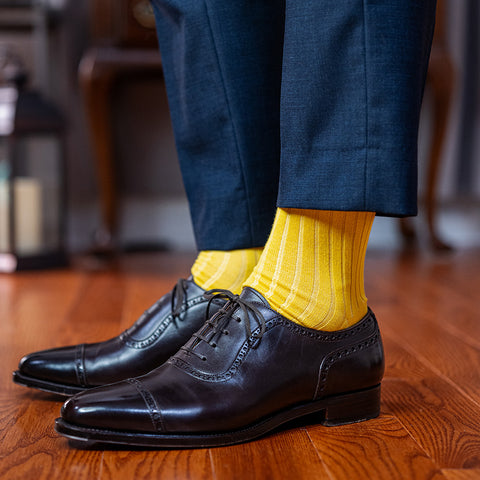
[{"xmin": 1, "ymin": 250, "xmax": 480, "ymax": 479}]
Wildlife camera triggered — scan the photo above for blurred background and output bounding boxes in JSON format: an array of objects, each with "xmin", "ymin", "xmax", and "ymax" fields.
[{"xmin": 0, "ymin": 0, "xmax": 478, "ymax": 262}]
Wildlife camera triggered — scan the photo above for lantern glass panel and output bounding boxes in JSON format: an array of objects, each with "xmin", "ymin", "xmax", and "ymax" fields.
[
  {"xmin": 0, "ymin": 134, "xmax": 62, "ymax": 256},
  {"xmin": 0, "ymin": 140, "xmax": 9, "ymax": 253}
]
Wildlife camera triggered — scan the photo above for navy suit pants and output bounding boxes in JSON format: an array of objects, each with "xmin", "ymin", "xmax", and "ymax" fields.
[{"xmin": 150, "ymin": 0, "xmax": 437, "ymax": 250}]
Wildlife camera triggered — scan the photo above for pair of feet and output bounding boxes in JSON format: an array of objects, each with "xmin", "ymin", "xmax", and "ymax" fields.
[{"xmin": 13, "ymin": 278, "xmax": 384, "ymax": 448}]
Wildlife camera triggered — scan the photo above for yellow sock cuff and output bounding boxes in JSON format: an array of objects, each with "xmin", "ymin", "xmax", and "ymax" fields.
[
  {"xmin": 245, "ymin": 208, "xmax": 374, "ymax": 331},
  {"xmin": 192, "ymin": 248, "xmax": 263, "ymax": 295}
]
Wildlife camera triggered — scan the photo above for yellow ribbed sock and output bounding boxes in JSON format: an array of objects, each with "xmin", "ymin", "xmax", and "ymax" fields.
[
  {"xmin": 192, "ymin": 248, "xmax": 263, "ymax": 295},
  {"xmin": 244, "ymin": 208, "xmax": 374, "ymax": 331}
]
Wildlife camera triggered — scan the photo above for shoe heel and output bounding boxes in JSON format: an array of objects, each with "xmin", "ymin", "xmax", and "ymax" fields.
[{"xmin": 322, "ymin": 384, "xmax": 381, "ymax": 426}]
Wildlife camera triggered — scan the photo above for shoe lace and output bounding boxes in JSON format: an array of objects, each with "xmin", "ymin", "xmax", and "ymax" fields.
[
  {"xmin": 123, "ymin": 278, "xmax": 189, "ymax": 338},
  {"xmin": 171, "ymin": 278, "xmax": 189, "ymax": 319},
  {"xmin": 180, "ymin": 289, "xmax": 267, "ymax": 361}
]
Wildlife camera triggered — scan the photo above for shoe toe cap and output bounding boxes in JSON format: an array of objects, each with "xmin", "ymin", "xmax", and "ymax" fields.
[
  {"xmin": 18, "ymin": 346, "xmax": 80, "ymax": 385},
  {"xmin": 61, "ymin": 380, "xmax": 160, "ymax": 433}
]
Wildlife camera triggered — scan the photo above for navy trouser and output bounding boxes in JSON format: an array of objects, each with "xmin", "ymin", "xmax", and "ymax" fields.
[{"xmin": 150, "ymin": 0, "xmax": 437, "ymax": 250}]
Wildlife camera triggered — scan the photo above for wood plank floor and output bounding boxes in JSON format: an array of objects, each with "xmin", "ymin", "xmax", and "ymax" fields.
[{"xmin": 1, "ymin": 249, "xmax": 480, "ymax": 480}]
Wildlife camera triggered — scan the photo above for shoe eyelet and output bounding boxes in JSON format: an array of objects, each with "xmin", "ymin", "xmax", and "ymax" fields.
[
  {"xmin": 201, "ymin": 356, "xmax": 207, "ymax": 361},
  {"xmin": 211, "ymin": 343, "xmax": 217, "ymax": 348},
  {"xmin": 235, "ymin": 317, "xmax": 241, "ymax": 323},
  {"xmin": 223, "ymin": 330, "xmax": 229, "ymax": 335}
]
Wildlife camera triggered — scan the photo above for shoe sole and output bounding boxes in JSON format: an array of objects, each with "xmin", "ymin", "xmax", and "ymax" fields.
[
  {"xmin": 12, "ymin": 371, "xmax": 86, "ymax": 397},
  {"xmin": 54, "ymin": 384, "xmax": 381, "ymax": 448}
]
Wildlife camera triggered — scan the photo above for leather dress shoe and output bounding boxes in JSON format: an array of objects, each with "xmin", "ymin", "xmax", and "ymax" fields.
[
  {"xmin": 13, "ymin": 278, "xmax": 225, "ymax": 396},
  {"xmin": 55, "ymin": 287, "xmax": 385, "ymax": 448}
]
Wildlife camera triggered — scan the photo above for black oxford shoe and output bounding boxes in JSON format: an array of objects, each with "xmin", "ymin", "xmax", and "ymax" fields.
[
  {"xmin": 13, "ymin": 278, "xmax": 224, "ymax": 396},
  {"xmin": 55, "ymin": 287, "xmax": 385, "ymax": 448}
]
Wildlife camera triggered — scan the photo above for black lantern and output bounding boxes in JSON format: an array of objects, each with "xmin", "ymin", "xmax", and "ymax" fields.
[{"xmin": 0, "ymin": 57, "xmax": 68, "ymax": 272}]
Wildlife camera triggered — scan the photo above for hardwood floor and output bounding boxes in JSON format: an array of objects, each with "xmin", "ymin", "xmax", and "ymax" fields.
[{"xmin": 1, "ymin": 249, "xmax": 479, "ymax": 479}]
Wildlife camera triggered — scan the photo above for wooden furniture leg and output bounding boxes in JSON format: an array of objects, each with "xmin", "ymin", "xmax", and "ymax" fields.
[
  {"xmin": 78, "ymin": 47, "xmax": 162, "ymax": 253},
  {"xmin": 424, "ymin": 47, "xmax": 455, "ymax": 251},
  {"xmin": 79, "ymin": 49, "xmax": 117, "ymax": 251},
  {"xmin": 399, "ymin": 0, "xmax": 454, "ymax": 252}
]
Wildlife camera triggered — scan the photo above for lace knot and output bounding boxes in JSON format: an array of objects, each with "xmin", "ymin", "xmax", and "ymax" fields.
[{"xmin": 180, "ymin": 289, "xmax": 267, "ymax": 361}]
